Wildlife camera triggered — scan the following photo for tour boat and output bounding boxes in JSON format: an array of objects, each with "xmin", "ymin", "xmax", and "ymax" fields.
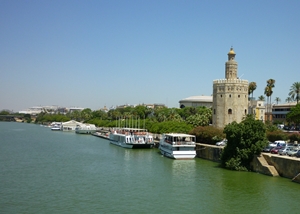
[
  {"xmin": 159, "ymin": 133, "xmax": 196, "ymax": 159},
  {"xmin": 75, "ymin": 124, "xmax": 97, "ymax": 134},
  {"xmin": 109, "ymin": 128, "xmax": 154, "ymax": 149}
]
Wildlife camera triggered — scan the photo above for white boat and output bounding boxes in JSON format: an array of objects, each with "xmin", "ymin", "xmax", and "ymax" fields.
[
  {"xmin": 50, "ymin": 122, "xmax": 62, "ymax": 131},
  {"xmin": 109, "ymin": 128, "xmax": 154, "ymax": 149},
  {"xmin": 159, "ymin": 133, "xmax": 196, "ymax": 159},
  {"xmin": 75, "ymin": 124, "xmax": 97, "ymax": 134}
]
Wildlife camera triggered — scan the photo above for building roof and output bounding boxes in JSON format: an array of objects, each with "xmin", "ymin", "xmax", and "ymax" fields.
[
  {"xmin": 273, "ymin": 102, "xmax": 298, "ymax": 107},
  {"xmin": 179, "ymin": 95, "xmax": 213, "ymax": 103}
]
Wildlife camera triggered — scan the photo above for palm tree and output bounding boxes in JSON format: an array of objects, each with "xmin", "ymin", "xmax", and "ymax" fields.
[
  {"xmin": 288, "ymin": 82, "xmax": 300, "ymax": 103},
  {"xmin": 248, "ymin": 82, "xmax": 257, "ymax": 100},
  {"xmin": 248, "ymin": 82, "xmax": 257, "ymax": 115},
  {"xmin": 285, "ymin": 97, "xmax": 293, "ymax": 103},
  {"xmin": 258, "ymin": 95, "xmax": 265, "ymax": 101},
  {"xmin": 264, "ymin": 86, "xmax": 271, "ymax": 121},
  {"xmin": 264, "ymin": 79, "xmax": 275, "ymax": 121},
  {"xmin": 274, "ymin": 97, "xmax": 281, "ymax": 105}
]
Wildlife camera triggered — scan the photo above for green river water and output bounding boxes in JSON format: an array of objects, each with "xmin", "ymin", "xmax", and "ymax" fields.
[{"xmin": 0, "ymin": 122, "xmax": 299, "ymax": 214}]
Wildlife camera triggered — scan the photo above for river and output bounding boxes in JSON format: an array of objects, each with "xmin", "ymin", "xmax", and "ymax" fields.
[{"xmin": 0, "ymin": 122, "xmax": 299, "ymax": 214}]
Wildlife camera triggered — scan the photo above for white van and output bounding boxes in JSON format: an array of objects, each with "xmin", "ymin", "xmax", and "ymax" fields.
[{"xmin": 275, "ymin": 140, "xmax": 286, "ymax": 147}]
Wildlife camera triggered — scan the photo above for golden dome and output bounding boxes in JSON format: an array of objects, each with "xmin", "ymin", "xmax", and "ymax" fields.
[{"xmin": 228, "ymin": 47, "xmax": 235, "ymax": 55}]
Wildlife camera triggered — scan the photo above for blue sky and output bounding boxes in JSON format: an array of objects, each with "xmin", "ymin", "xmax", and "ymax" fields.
[{"xmin": 1, "ymin": 0, "xmax": 299, "ymax": 111}]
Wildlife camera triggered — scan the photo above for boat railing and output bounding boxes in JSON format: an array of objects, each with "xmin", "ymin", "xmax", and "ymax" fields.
[{"xmin": 170, "ymin": 141, "xmax": 195, "ymax": 146}]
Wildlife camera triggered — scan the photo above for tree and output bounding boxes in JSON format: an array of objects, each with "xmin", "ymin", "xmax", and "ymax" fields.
[
  {"xmin": 285, "ymin": 97, "xmax": 293, "ymax": 103},
  {"xmin": 0, "ymin": 110, "xmax": 10, "ymax": 115},
  {"xmin": 258, "ymin": 95, "xmax": 265, "ymax": 101},
  {"xmin": 248, "ymin": 82, "xmax": 257, "ymax": 101},
  {"xmin": 274, "ymin": 97, "xmax": 281, "ymax": 105},
  {"xmin": 264, "ymin": 79, "xmax": 275, "ymax": 121},
  {"xmin": 288, "ymin": 82, "xmax": 300, "ymax": 103},
  {"xmin": 248, "ymin": 82, "xmax": 257, "ymax": 115},
  {"xmin": 220, "ymin": 115, "xmax": 268, "ymax": 171},
  {"xmin": 81, "ymin": 108, "xmax": 92, "ymax": 122},
  {"xmin": 286, "ymin": 103, "xmax": 300, "ymax": 125}
]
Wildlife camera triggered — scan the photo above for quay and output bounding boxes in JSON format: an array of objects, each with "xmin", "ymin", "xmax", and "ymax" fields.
[
  {"xmin": 196, "ymin": 143, "xmax": 300, "ymax": 183},
  {"xmin": 91, "ymin": 127, "xmax": 300, "ymax": 183}
]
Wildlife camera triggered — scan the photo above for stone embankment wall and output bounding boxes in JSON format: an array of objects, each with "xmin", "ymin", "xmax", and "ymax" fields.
[
  {"xmin": 261, "ymin": 154, "xmax": 300, "ymax": 182},
  {"xmin": 196, "ymin": 143, "xmax": 300, "ymax": 184}
]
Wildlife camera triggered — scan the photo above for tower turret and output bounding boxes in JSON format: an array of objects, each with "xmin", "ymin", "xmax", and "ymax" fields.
[{"xmin": 225, "ymin": 47, "xmax": 238, "ymax": 79}]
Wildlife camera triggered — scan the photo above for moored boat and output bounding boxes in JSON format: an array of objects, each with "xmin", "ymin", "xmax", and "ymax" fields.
[
  {"xmin": 50, "ymin": 122, "xmax": 62, "ymax": 131},
  {"xmin": 92, "ymin": 131, "xmax": 110, "ymax": 140},
  {"xmin": 109, "ymin": 128, "xmax": 154, "ymax": 149},
  {"xmin": 75, "ymin": 124, "xmax": 97, "ymax": 134},
  {"xmin": 159, "ymin": 133, "xmax": 196, "ymax": 159}
]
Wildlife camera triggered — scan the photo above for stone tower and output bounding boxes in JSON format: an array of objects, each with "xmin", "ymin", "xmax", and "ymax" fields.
[{"xmin": 212, "ymin": 48, "xmax": 249, "ymax": 128}]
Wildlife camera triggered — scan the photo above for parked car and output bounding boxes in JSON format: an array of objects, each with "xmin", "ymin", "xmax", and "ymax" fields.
[
  {"xmin": 287, "ymin": 148, "xmax": 299, "ymax": 157},
  {"xmin": 262, "ymin": 146, "xmax": 275, "ymax": 153},
  {"xmin": 278, "ymin": 147, "xmax": 293, "ymax": 155},
  {"xmin": 270, "ymin": 146, "xmax": 282, "ymax": 154},
  {"xmin": 216, "ymin": 139, "xmax": 227, "ymax": 146},
  {"xmin": 295, "ymin": 150, "xmax": 300, "ymax": 158}
]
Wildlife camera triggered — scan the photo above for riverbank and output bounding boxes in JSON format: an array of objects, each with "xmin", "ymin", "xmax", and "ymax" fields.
[{"xmin": 196, "ymin": 143, "xmax": 300, "ymax": 183}]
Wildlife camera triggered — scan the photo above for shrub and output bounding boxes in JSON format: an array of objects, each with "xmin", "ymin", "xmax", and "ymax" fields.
[
  {"xmin": 221, "ymin": 115, "xmax": 268, "ymax": 171},
  {"xmin": 189, "ymin": 126, "xmax": 225, "ymax": 145},
  {"xmin": 287, "ymin": 132, "xmax": 300, "ymax": 143},
  {"xmin": 266, "ymin": 130, "xmax": 288, "ymax": 142}
]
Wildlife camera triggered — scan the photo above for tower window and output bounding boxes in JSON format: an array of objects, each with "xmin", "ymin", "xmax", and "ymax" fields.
[
  {"xmin": 229, "ymin": 94, "xmax": 231, "ymax": 98},
  {"xmin": 238, "ymin": 95, "xmax": 240, "ymax": 98},
  {"xmin": 244, "ymin": 109, "xmax": 247, "ymax": 114},
  {"xmin": 220, "ymin": 95, "xmax": 222, "ymax": 98},
  {"xmin": 214, "ymin": 109, "xmax": 216, "ymax": 114},
  {"xmin": 228, "ymin": 109, "xmax": 232, "ymax": 114}
]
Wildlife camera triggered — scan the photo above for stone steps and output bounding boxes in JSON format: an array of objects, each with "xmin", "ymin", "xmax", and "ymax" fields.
[{"xmin": 256, "ymin": 155, "xmax": 279, "ymax": 176}]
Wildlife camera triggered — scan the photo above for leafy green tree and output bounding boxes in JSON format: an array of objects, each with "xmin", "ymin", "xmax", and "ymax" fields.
[
  {"xmin": 81, "ymin": 108, "xmax": 92, "ymax": 122},
  {"xmin": 186, "ymin": 113, "xmax": 211, "ymax": 127},
  {"xmin": 288, "ymin": 82, "xmax": 300, "ymax": 103},
  {"xmin": 108, "ymin": 109, "xmax": 122, "ymax": 120},
  {"xmin": 0, "ymin": 110, "xmax": 10, "ymax": 115},
  {"xmin": 92, "ymin": 110, "xmax": 108, "ymax": 120},
  {"xmin": 134, "ymin": 105, "xmax": 149, "ymax": 118},
  {"xmin": 190, "ymin": 126, "xmax": 224, "ymax": 144},
  {"xmin": 221, "ymin": 115, "xmax": 268, "ymax": 171},
  {"xmin": 286, "ymin": 103, "xmax": 300, "ymax": 125},
  {"xmin": 148, "ymin": 121, "xmax": 192, "ymax": 134}
]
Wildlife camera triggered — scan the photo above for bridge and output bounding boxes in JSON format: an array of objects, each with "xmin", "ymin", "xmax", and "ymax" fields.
[{"xmin": 0, "ymin": 115, "xmax": 24, "ymax": 121}]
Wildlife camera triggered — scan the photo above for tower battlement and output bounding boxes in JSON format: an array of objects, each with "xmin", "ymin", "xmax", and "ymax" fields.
[{"xmin": 213, "ymin": 79, "xmax": 248, "ymax": 84}]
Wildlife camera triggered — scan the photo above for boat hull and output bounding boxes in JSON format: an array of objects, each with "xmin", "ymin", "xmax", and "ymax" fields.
[
  {"xmin": 110, "ymin": 140, "xmax": 154, "ymax": 149},
  {"xmin": 75, "ymin": 130, "xmax": 97, "ymax": 134},
  {"xmin": 159, "ymin": 145, "xmax": 196, "ymax": 159}
]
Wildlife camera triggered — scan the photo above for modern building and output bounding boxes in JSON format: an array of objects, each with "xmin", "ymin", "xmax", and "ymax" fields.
[
  {"xmin": 19, "ymin": 106, "xmax": 44, "ymax": 115},
  {"xmin": 179, "ymin": 95, "xmax": 213, "ymax": 108},
  {"xmin": 272, "ymin": 102, "xmax": 297, "ymax": 123},
  {"xmin": 212, "ymin": 48, "xmax": 249, "ymax": 128}
]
